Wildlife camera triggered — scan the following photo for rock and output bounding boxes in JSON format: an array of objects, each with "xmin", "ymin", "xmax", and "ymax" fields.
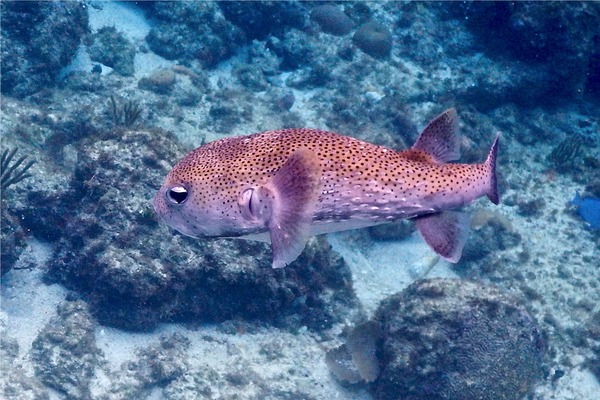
[
  {"xmin": 88, "ymin": 26, "xmax": 135, "ymax": 76},
  {"xmin": 459, "ymin": 211, "xmax": 521, "ymax": 263},
  {"xmin": 325, "ymin": 344, "xmax": 363, "ymax": 384},
  {"xmin": 30, "ymin": 301, "xmax": 99, "ymax": 400},
  {"xmin": 107, "ymin": 333, "xmax": 190, "ymax": 396},
  {"xmin": 310, "ymin": 5, "xmax": 355, "ymax": 36},
  {"xmin": 40, "ymin": 128, "xmax": 358, "ymax": 331},
  {"xmin": 452, "ymin": 2, "xmax": 600, "ymax": 103},
  {"xmin": 138, "ymin": 68, "xmax": 177, "ymax": 94},
  {"xmin": 373, "ymin": 279, "xmax": 545, "ymax": 400},
  {"xmin": 353, "ymin": 21, "xmax": 392, "ymax": 59},
  {"xmin": 0, "ymin": 334, "xmax": 49, "ymax": 399},
  {"xmin": 145, "ymin": 2, "xmax": 244, "ymax": 68},
  {"xmin": 219, "ymin": 1, "xmax": 306, "ymax": 41},
  {"xmin": 326, "ymin": 321, "xmax": 381, "ymax": 384},
  {"xmin": 233, "ymin": 64, "xmax": 268, "ymax": 92},
  {"xmin": 0, "ymin": 1, "xmax": 89, "ymax": 97},
  {"xmin": 269, "ymin": 29, "xmax": 315, "ymax": 72},
  {"xmin": 587, "ymin": 311, "xmax": 600, "ymax": 381},
  {"xmin": 0, "ymin": 207, "xmax": 27, "ymax": 276}
]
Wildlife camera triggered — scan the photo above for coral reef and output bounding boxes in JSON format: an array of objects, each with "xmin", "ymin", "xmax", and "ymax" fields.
[
  {"xmin": 0, "ymin": 1, "xmax": 88, "ymax": 97},
  {"xmin": 106, "ymin": 333, "xmax": 190, "ymax": 397},
  {"xmin": 0, "ymin": 332, "xmax": 49, "ymax": 399},
  {"xmin": 373, "ymin": 279, "xmax": 545, "ymax": 400},
  {"xmin": 547, "ymin": 135, "xmax": 585, "ymax": 173},
  {"xmin": 30, "ymin": 128, "xmax": 358, "ymax": 330},
  {"xmin": 145, "ymin": 2, "xmax": 244, "ymax": 67},
  {"xmin": 138, "ymin": 68, "xmax": 177, "ymax": 94},
  {"xmin": 310, "ymin": 5, "xmax": 355, "ymax": 36},
  {"xmin": 0, "ymin": 1, "xmax": 598, "ymax": 398},
  {"xmin": 353, "ymin": 21, "xmax": 392, "ymax": 59},
  {"xmin": 0, "ymin": 148, "xmax": 36, "ymax": 276},
  {"xmin": 0, "ymin": 208, "xmax": 28, "ymax": 276},
  {"xmin": 219, "ymin": 1, "xmax": 307, "ymax": 41},
  {"xmin": 88, "ymin": 27, "xmax": 136, "ymax": 76},
  {"xmin": 446, "ymin": 2, "xmax": 600, "ymax": 103},
  {"xmin": 109, "ymin": 95, "xmax": 143, "ymax": 127},
  {"xmin": 30, "ymin": 301, "xmax": 99, "ymax": 399}
]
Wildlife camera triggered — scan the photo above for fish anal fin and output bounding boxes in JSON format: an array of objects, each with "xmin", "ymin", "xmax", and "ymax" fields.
[
  {"xmin": 415, "ymin": 211, "xmax": 470, "ymax": 263},
  {"xmin": 411, "ymin": 108, "xmax": 460, "ymax": 163},
  {"xmin": 264, "ymin": 148, "xmax": 322, "ymax": 268}
]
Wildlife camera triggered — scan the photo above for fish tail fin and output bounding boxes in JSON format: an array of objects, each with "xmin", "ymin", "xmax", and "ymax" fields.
[
  {"xmin": 571, "ymin": 191, "xmax": 582, "ymax": 206},
  {"xmin": 484, "ymin": 133, "xmax": 500, "ymax": 205}
]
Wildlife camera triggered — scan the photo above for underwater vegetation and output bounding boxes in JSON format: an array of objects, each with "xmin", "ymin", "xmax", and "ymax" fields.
[
  {"xmin": 1, "ymin": 147, "xmax": 35, "ymax": 191},
  {"xmin": 547, "ymin": 135, "xmax": 584, "ymax": 172},
  {"xmin": 1, "ymin": 147, "xmax": 35, "ymax": 276},
  {"xmin": 109, "ymin": 95, "xmax": 143, "ymax": 127}
]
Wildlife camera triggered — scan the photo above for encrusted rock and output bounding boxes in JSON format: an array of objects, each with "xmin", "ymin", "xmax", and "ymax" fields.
[
  {"xmin": 138, "ymin": 68, "xmax": 177, "ymax": 94},
  {"xmin": 30, "ymin": 300, "xmax": 99, "ymax": 400},
  {"xmin": 106, "ymin": 333, "xmax": 190, "ymax": 397},
  {"xmin": 41, "ymin": 129, "xmax": 357, "ymax": 331},
  {"xmin": 373, "ymin": 278, "xmax": 545, "ymax": 400},
  {"xmin": 310, "ymin": 5, "xmax": 355, "ymax": 36},
  {"xmin": 1, "ymin": 1, "xmax": 89, "ymax": 97},
  {"xmin": 0, "ymin": 334, "xmax": 49, "ymax": 399},
  {"xmin": 353, "ymin": 21, "xmax": 392, "ymax": 59},
  {"xmin": 145, "ymin": 2, "xmax": 243, "ymax": 67},
  {"xmin": 88, "ymin": 26, "xmax": 136, "ymax": 77}
]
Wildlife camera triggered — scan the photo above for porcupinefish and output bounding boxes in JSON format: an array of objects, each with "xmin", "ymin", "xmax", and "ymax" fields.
[{"xmin": 154, "ymin": 109, "xmax": 499, "ymax": 268}]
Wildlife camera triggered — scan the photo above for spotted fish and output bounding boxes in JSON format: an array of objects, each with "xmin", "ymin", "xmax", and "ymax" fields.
[{"xmin": 154, "ymin": 109, "xmax": 499, "ymax": 268}]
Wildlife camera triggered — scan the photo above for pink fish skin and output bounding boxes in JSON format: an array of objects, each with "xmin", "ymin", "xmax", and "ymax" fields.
[{"xmin": 154, "ymin": 109, "xmax": 499, "ymax": 268}]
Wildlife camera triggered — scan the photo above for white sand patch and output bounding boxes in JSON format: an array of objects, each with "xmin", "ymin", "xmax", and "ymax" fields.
[
  {"xmin": 58, "ymin": 44, "xmax": 96, "ymax": 79},
  {"xmin": 88, "ymin": 1, "xmax": 151, "ymax": 41},
  {"xmin": 134, "ymin": 52, "xmax": 174, "ymax": 79},
  {"xmin": 91, "ymin": 323, "xmax": 372, "ymax": 400},
  {"xmin": 536, "ymin": 367, "xmax": 600, "ymax": 399},
  {"xmin": 328, "ymin": 231, "xmax": 458, "ymax": 316},
  {"xmin": 62, "ymin": 1, "xmax": 173, "ymax": 78},
  {"xmin": 0, "ymin": 240, "xmax": 66, "ymax": 366}
]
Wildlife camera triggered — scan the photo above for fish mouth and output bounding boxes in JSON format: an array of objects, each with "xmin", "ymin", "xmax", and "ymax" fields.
[{"xmin": 152, "ymin": 192, "xmax": 165, "ymax": 220}]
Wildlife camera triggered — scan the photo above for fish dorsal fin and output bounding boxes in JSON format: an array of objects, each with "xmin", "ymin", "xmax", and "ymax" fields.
[
  {"xmin": 397, "ymin": 149, "xmax": 437, "ymax": 163},
  {"xmin": 263, "ymin": 148, "xmax": 322, "ymax": 268},
  {"xmin": 410, "ymin": 108, "xmax": 460, "ymax": 163},
  {"xmin": 414, "ymin": 211, "xmax": 470, "ymax": 263}
]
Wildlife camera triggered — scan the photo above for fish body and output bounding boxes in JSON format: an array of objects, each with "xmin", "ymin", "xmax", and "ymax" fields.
[
  {"xmin": 571, "ymin": 192, "xmax": 600, "ymax": 229},
  {"xmin": 154, "ymin": 109, "xmax": 499, "ymax": 268}
]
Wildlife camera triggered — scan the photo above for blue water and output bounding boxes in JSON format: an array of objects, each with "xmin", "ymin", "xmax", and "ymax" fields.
[{"xmin": 1, "ymin": 2, "xmax": 599, "ymax": 399}]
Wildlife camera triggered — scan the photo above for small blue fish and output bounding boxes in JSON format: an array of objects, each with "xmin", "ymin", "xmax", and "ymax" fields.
[{"xmin": 571, "ymin": 192, "xmax": 600, "ymax": 229}]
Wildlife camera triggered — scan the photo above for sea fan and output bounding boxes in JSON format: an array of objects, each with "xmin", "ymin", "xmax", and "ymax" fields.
[{"xmin": 1, "ymin": 147, "xmax": 35, "ymax": 190}]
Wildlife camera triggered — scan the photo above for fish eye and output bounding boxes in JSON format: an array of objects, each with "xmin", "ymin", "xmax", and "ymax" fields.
[{"xmin": 166, "ymin": 186, "xmax": 188, "ymax": 205}]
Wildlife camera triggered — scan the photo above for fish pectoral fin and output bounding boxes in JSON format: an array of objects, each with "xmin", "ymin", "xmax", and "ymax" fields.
[
  {"xmin": 263, "ymin": 148, "xmax": 322, "ymax": 268},
  {"xmin": 414, "ymin": 211, "xmax": 470, "ymax": 263}
]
